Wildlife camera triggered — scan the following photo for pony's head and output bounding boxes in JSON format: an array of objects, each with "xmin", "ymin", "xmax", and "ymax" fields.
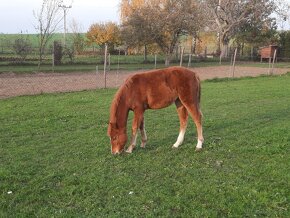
[{"xmin": 108, "ymin": 122, "xmax": 127, "ymax": 154}]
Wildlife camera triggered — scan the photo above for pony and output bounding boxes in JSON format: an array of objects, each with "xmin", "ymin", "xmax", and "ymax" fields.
[{"xmin": 107, "ymin": 66, "xmax": 204, "ymax": 154}]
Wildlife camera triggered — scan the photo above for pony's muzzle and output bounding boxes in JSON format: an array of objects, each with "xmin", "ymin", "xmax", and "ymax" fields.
[{"xmin": 111, "ymin": 148, "xmax": 124, "ymax": 155}]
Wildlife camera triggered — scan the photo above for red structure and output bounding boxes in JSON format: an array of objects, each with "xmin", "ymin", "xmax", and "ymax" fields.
[{"xmin": 259, "ymin": 45, "xmax": 278, "ymax": 62}]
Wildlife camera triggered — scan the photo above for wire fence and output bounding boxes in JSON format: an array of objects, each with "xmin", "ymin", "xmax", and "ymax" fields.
[{"xmin": 1, "ymin": 45, "xmax": 290, "ymax": 99}]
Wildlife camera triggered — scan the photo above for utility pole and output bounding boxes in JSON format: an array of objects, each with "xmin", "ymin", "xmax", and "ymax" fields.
[{"xmin": 58, "ymin": 4, "xmax": 72, "ymax": 47}]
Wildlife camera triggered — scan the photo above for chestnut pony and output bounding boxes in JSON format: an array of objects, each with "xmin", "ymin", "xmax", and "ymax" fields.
[{"xmin": 108, "ymin": 66, "xmax": 204, "ymax": 154}]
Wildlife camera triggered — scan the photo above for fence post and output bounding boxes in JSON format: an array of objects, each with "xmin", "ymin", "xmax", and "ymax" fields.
[
  {"xmin": 180, "ymin": 47, "xmax": 184, "ymax": 67},
  {"xmin": 108, "ymin": 53, "xmax": 111, "ymax": 71},
  {"xmin": 188, "ymin": 53, "xmax": 192, "ymax": 68},
  {"xmin": 116, "ymin": 49, "xmax": 120, "ymax": 87},
  {"xmin": 117, "ymin": 49, "xmax": 120, "ymax": 72},
  {"xmin": 251, "ymin": 46, "xmax": 254, "ymax": 61},
  {"xmin": 52, "ymin": 43, "xmax": 55, "ymax": 73},
  {"xmin": 104, "ymin": 43, "xmax": 108, "ymax": 89},
  {"xmin": 231, "ymin": 48, "xmax": 237, "ymax": 78},
  {"xmin": 268, "ymin": 57, "xmax": 272, "ymax": 75},
  {"xmin": 271, "ymin": 49, "xmax": 277, "ymax": 75},
  {"xmin": 96, "ymin": 66, "xmax": 99, "ymax": 88},
  {"xmin": 154, "ymin": 54, "xmax": 157, "ymax": 69}
]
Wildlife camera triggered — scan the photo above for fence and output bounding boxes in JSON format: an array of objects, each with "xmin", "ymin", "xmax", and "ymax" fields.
[{"xmin": 1, "ymin": 45, "xmax": 290, "ymax": 99}]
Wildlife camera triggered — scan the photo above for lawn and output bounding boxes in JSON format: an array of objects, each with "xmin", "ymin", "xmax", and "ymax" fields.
[{"xmin": 0, "ymin": 75, "xmax": 289, "ymax": 217}]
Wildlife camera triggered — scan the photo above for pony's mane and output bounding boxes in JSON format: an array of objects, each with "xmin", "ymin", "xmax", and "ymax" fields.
[{"xmin": 109, "ymin": 76, "xmax": 134, "ymax": 125}]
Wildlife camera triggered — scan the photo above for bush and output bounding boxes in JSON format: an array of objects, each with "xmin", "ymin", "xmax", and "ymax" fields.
[
  {"xmin": 53, "ymin": 41, "xmax": 63, "ymax": 65},
  {"xmin": 13, "ymin": 38, "xmax": 32, "ymax": 61}
]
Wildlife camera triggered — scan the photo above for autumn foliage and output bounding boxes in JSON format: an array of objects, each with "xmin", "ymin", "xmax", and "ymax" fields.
[
  {"xmin": 86, "ymin": 22, "xmax": 121, "ymax": 49},
  {"xmin": 120, "ymin": 0, "xmax": 145, "ymax": 22}
]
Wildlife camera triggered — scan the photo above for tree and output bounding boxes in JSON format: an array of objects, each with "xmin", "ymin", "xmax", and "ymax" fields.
[
  {"xmin": 279, "ymin": 31, "xmax": 290, "ymax": 58},
  {"xmin": 234, "ymin": 15, "xmax": 279, "ymax": 55},
  {"xmin": 120, "ymin": 0, "xmax": 145, "ymax": 23},
  {"xmin": 34, "ymin": 0, "xmax": 63, "ymax": 68},
  {"xmin": 121, "ymin": 0, "xmax": 205, "ymax": 65},
  {"xmin": 204, "ymin": 0, "xmax": 280, "ymax": 57},
  {"xmin": 70, "ymin": 19, "xmax": 86, "ymax": 55},
  {"xmin": 86, "ymin": 22, "xmax": 121, "ymax": 52},
  {"xmin": 120, "ymin": 0, "xmax": 151, "ymax": 60}
]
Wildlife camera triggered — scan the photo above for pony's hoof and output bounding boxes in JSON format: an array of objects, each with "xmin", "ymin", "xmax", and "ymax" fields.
[
  {"xmin": 126, "ymin": 149, "xmax": 133, "ymax": 154},
  {"xmin": 172, "ymin": 145, "xmax": 178, "ymax": 149},
  {"xmin": 126, "ymin": 145, "xmax": 135, "ymax": 154},
  {"xmin": 195, "ymin": 147, "xmax": 203, "ymax": 152}
]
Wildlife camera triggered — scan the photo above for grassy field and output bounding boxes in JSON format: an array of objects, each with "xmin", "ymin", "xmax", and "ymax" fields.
[{"xmin": 0, "ymin": 75, "xmax": 289, "ymax": 217}]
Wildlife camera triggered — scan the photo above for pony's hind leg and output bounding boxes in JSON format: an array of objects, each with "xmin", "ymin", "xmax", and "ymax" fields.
[
  {"xmin": 139, "ymin": 119, "xmax": 147, "ymax": 148},
  {"xmin": 173, "ymin": 100, "xmax": 188, "ymax": 148},
  {"xmin": 185, "ymin": 104, "xmax": 204, "ymax": 151}
]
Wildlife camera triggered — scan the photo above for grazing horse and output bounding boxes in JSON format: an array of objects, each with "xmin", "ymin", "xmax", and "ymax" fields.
[{"xmin": 107, "ymin": 66, "xmax": 204, "ymax": 154}]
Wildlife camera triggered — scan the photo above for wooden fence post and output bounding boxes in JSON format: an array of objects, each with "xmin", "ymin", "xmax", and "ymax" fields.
[
  {"xmin": 271, "ymin": 49, "xmax": 277, "ymax": 75},
  {"xmin": 104, "ymin": 43, "xmax": 108, "ymax": 89},
  {"xmin": 231, "ymin": 48, "xmax": 237, "ymax": 78},
  {"xmin": 180, "ymin": 47, "xmax": 184, "ymax": 67},
  {"xmin": 268, "ymin": 57, "xmax": 272, "ymax": 75},
  {"xmin": 188, "ymin": 53, "xmax": 192, "ymax": 68}
]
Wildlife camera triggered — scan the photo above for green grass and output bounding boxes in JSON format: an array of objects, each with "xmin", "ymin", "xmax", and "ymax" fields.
[
  {"xmin": 1, "ymin": 75, "xmax": 289, "ymax": 217},
  {"xmin": 0, "ymin": 58, "xmax": 225, "ymax": 73},
  {"xmin": 0, "ymin": 33, "xmax": 72, "ymax": 50}
]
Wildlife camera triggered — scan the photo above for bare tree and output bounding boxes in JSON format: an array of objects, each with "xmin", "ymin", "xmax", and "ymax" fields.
[
  {"xmin": 274, "ymin": 0, "xmax": 290, "ymax": 29},
  {"xmin": 204, "ymin": 0, "xmax": 286, "ymax": 58},
  {"xmin": 69, "ymin": 19, "xmax": 86, "ymax": 55},
  {"xmin": 33, "ymin": 0, "xmax": 63, "ymax": 68}
]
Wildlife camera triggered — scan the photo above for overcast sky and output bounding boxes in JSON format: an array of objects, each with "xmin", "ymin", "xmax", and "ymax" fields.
[
  {"xmin": 1, "ymin": 0, "xmax": 290, "ymax": 34},
  {"xmin": 0, "ymin": 0, "xmax": 120, "ymax": 34}
]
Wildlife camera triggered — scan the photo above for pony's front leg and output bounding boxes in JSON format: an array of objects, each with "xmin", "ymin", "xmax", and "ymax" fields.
[
  {"xmin": 126, "ymin": 132, "xmax": 137, "ymax": 153},
  {"xmin": 126, "ymin": 110, "xmax": 144, "ymax": 153}
]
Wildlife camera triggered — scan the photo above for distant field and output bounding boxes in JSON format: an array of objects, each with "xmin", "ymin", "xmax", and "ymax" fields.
[
  {"xmin": 1, "ymin": 75, "xmax": 289, "ymax": 216},
  {"xmin": 0, "ymin": 33, "xmax": 76, "ymax": 51}
]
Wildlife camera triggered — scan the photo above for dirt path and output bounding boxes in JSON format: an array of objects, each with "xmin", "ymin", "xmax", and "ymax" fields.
[{"xmin": 0, "ymin": 66, "xmax": 289, "ymax": 99}]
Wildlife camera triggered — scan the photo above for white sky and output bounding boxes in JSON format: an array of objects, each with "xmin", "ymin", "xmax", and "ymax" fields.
[
  {"xmin": 0, "ymin": 0, "xmax": 290, "ymax": 34},
  {"xmin": 0, "ymin": 0, "xmax": 120, "ymax": 34}
]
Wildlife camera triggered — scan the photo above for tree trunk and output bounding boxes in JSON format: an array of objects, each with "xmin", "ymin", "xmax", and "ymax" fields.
[
  {"xmin": 220, "ymin": 42, "xmax": 229, "ymax": 58},
  {"xmin": 165, "ymin": 56, "xmax": 170, "ymax": 66},
  {"xmin": 165, "ymin": 52, "xmax": 174, "ymax": 66},
  {"xmin": 38, "ymin": 47, "xmax": 43, "ymax": 69},
  {"xmin": 220, "ymin": 33, "xmax": 230, "ymax": 58}
]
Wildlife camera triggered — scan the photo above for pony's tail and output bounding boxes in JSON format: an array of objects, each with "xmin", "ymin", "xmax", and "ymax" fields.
[{"xmin": 196, "ymin": 75, "xmax": 203, "ymax": 117}]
